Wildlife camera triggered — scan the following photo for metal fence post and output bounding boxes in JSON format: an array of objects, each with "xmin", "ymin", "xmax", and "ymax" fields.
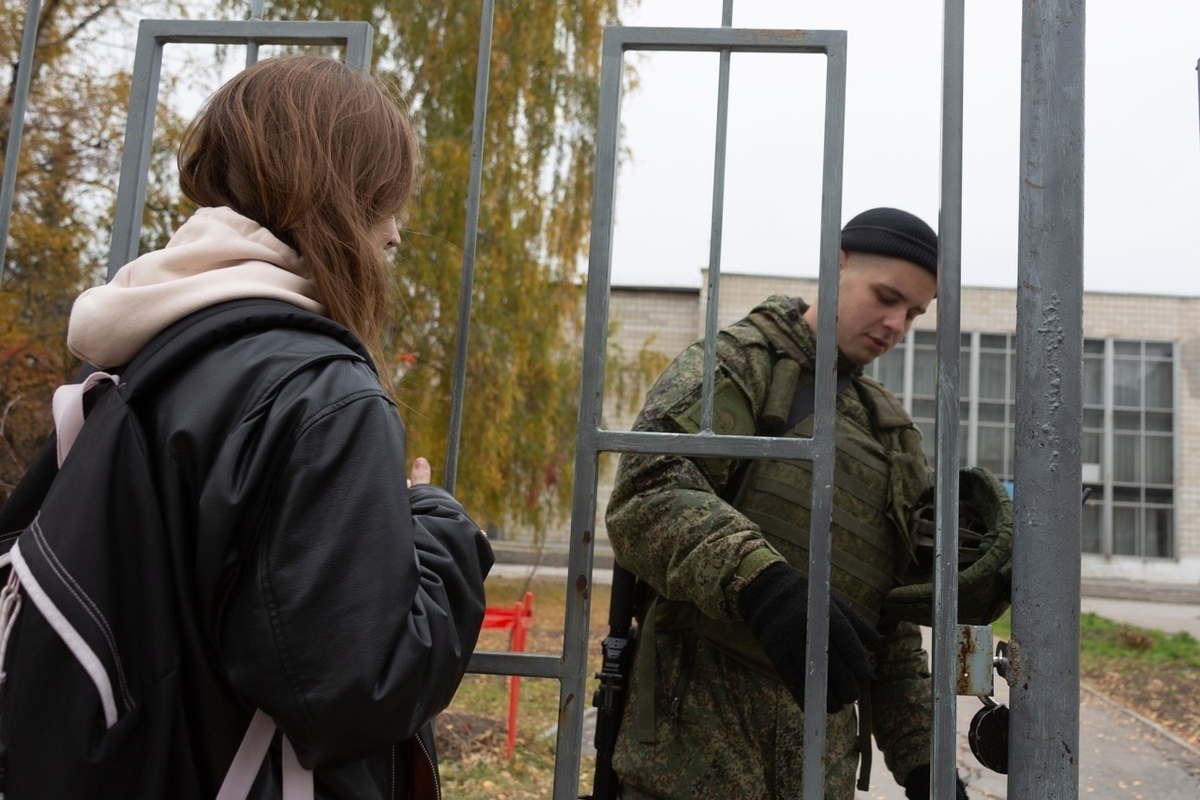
[
  {"xmin": 931, "ymin": 0, "xmax": 965, "ymax": 795},
  {"xmin": 1010, "ymin": 0, "xmax": 1085, "ymax": 797},
  {"xmin": 443, "ymin": 0, "xmax": 496, "ymax": 493},
  {"xmin": 0, "ymin": 0, "xmax": 44, "ymax": 283}
]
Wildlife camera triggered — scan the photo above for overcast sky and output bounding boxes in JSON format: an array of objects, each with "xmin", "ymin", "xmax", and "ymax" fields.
[{"xmin": 606, "ymin": 1, "xmax": 1200, "ymax": 296}]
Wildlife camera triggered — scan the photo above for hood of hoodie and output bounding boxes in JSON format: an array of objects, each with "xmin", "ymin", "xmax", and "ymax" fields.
[{"xmin": 68, "ymin": 207, "xmax": 326, "ymax": 369}]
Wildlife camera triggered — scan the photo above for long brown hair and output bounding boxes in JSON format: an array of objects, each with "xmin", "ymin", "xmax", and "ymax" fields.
[{"xmin": 178, "ymin": 55, "xmax": 419, "ymax": 374}]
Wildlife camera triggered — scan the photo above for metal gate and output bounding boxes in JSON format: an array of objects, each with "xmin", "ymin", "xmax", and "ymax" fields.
[
  {"xmin": 0, "ymin": 0, "xmax": 1085, "ymax": 797},
  {"xmin": 566, "ymin": 2, "xmax": 1083, "ymax": 798}
]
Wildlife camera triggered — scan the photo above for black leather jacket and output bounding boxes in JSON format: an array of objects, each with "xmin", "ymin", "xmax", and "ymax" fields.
[{"xmin": 137, "ymin": 305, "xmax": 493, "ymax": 799}]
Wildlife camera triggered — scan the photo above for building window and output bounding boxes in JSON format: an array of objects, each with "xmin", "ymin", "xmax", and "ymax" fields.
[
  {"xmin": 869, "ymin": 332, "xmax": 1175, "ymax": 559},
  {"xmin": 868, "ymin": 330, "xmax": 976, "ymax": 472},
  {"xmin": 1101, "ymin": 340, "xmax": 1175, "ymax": 558}
]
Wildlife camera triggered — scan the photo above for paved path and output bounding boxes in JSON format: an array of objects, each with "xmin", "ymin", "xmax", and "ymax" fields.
[
  {"xmin": 492, "ymin": 566, "xmax": 1200, "ymax": 798},
  {"xmin": 855, "ymin": 628, "xmax": 1200, "ymax": 799}
]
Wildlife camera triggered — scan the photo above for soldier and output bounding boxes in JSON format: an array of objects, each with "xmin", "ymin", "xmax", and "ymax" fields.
[{"xmin": 605, "ymin": 207, "xmax": 969, "ymax": 799}]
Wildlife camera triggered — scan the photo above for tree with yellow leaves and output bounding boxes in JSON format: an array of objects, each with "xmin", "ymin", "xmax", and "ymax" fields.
[
  {"xmin": 2, "ymin": 0, "xmax": 658, "ymax": 537},
  {"xmin": 0, "ymin": 0, "xmax": 191, "ymax": 500}
]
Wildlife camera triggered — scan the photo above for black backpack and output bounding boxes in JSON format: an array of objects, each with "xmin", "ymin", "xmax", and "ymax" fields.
[{"xmin": 0, "ymin": 300, "xmax": 365, "ymax": 798}]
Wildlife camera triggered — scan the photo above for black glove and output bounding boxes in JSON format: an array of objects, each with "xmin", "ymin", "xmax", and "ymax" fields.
[
  {"xmin": 738, "ymin": 561, "xmax": 881, "ymax": 713},
  {"xmin": 904, "ymin": 765, "xmax": 968, "ymax": 799}
]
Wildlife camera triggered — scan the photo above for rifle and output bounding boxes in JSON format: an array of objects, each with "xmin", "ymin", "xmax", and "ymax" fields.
[{"xmin": 586, "ymin": 562, "xmax": 639, "ymax": 800}]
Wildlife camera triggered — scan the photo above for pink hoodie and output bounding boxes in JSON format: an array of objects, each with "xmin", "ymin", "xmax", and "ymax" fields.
[{"xmin": 68, "ymin": 207, "xmax": 325, "ymax": 369}]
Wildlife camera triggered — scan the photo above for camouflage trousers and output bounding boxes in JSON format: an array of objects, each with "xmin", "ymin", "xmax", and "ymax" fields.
[{"xmin": 613, "ymin": 626, "xmax": 861, "ymax": 800}]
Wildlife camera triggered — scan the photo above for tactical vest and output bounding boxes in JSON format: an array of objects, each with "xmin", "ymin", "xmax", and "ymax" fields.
[
  {"xmin": 748, "ymin": 388, "xmax": 908, "ymax": 621},
  {"xmin": 654, "ymin": 311, "xmax": 930, "ymax": 680}
]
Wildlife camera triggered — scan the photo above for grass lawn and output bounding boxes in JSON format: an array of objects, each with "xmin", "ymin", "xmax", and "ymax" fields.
[
  {"xmin": 990, "ymin": 607, "xmax": 1200, "ymax": 748},
  {"xmin": 1076, "ymin": 611, "xmax": 1200, "ymax": 748},
  {"xmin": 437, "ymin": 578, "xmax": 1200, "ymax": 798}
]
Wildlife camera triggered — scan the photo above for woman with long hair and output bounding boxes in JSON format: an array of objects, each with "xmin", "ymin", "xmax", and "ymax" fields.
[{"xmin": 31, "ymin": 54, "xmax": 492, "ymax": 798}]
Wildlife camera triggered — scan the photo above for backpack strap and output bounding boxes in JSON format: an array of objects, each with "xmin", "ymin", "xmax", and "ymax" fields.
[
  {"xmin": 745, "ymin": 306, "xmax": 808, "ymax": 366},
  {"xmin": 783, "ymin": 371, "xmax": 855, "ymax": 432},
  {"xmin": 52, "ymin": 371, "xmax": 120, "ymax": 466},
  {"xmin": 216, "ymin": 708, "xmax": 313, "ymax": 800}
]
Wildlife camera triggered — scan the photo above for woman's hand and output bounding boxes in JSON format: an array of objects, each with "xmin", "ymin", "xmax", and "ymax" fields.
[
  {"xmin": 407, "ymin": 457, "xmax": 485, "ymax": 537},
  {"xmin": 407, "ymin": 456, "xmax": 431, "ymax": 488}
]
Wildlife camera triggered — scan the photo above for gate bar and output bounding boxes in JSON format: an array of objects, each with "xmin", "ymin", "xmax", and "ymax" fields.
[
  {"xmin": 798, "ymin": 33, "xmax": 847, "ymax": 799},
  {"xmin": 931, "ymin": 0, "xmax": 965, "ymax": 795},
  {"xmin": 467, "ymin": 651, "xmax": 562, "ymax": 679},
  {"xmin": 246, "ymin": 0, "xmax": 266, "ymax": 67},
  {"xmin": 0, "ymin": 0, "xmax": 44, "ymax": 283},
  {"xmin": 559, "ymin": 25, "xmax": 625, "ymax": 796},
  {"xmin": 697, "ymin": 0, "xmax": 736, "ymax": 434},
  {"xmin": 443, "ymin": 0, "xmax": 496, "ymax": 493},
  {"xmin": 1010, "ymin": 0, "xmax": 1085, "ymax": 796}
]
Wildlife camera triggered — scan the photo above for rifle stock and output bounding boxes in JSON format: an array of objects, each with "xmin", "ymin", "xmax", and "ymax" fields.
[{"xmin": 585, "ymin": 564, "xmax": 639, "ymax": 800}]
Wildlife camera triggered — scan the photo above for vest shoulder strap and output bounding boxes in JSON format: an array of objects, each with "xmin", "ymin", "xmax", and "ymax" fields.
[
  {"xmin": 852, "ymin": 373, "xmax": 914, "ymax": 431},
  {"xmin": 744, "ymin": 309, "xmax": 807, "ymax": 366}
]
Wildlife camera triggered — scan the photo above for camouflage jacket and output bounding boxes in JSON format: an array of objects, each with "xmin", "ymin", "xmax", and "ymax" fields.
[{"xmin": 606, "ymin": 293, "xmax": 934, "ymax": 785}]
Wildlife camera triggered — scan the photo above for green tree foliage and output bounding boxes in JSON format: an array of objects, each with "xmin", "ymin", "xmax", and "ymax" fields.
[
  {"xmin": 239, "ymin": 0, "xmax": 641, "ymax": 534},
  {"xmin": 0, "ymin": 0, "xmax": 190, "ymax": 499}
]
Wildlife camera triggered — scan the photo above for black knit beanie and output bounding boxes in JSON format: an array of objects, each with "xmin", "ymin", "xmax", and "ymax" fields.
[{"xmin": 840, "ymin": 207, "xmax": 938, "ymax": 276}]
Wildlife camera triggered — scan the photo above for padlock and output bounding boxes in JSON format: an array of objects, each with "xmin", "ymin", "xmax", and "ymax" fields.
[
  {"xmin": 968, "ymin": 697, "xmax": 1009, "ymax": 773},
  {"xmin": 969, "ymin": 639, "xmax": 1010, "ymax": 774}
]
